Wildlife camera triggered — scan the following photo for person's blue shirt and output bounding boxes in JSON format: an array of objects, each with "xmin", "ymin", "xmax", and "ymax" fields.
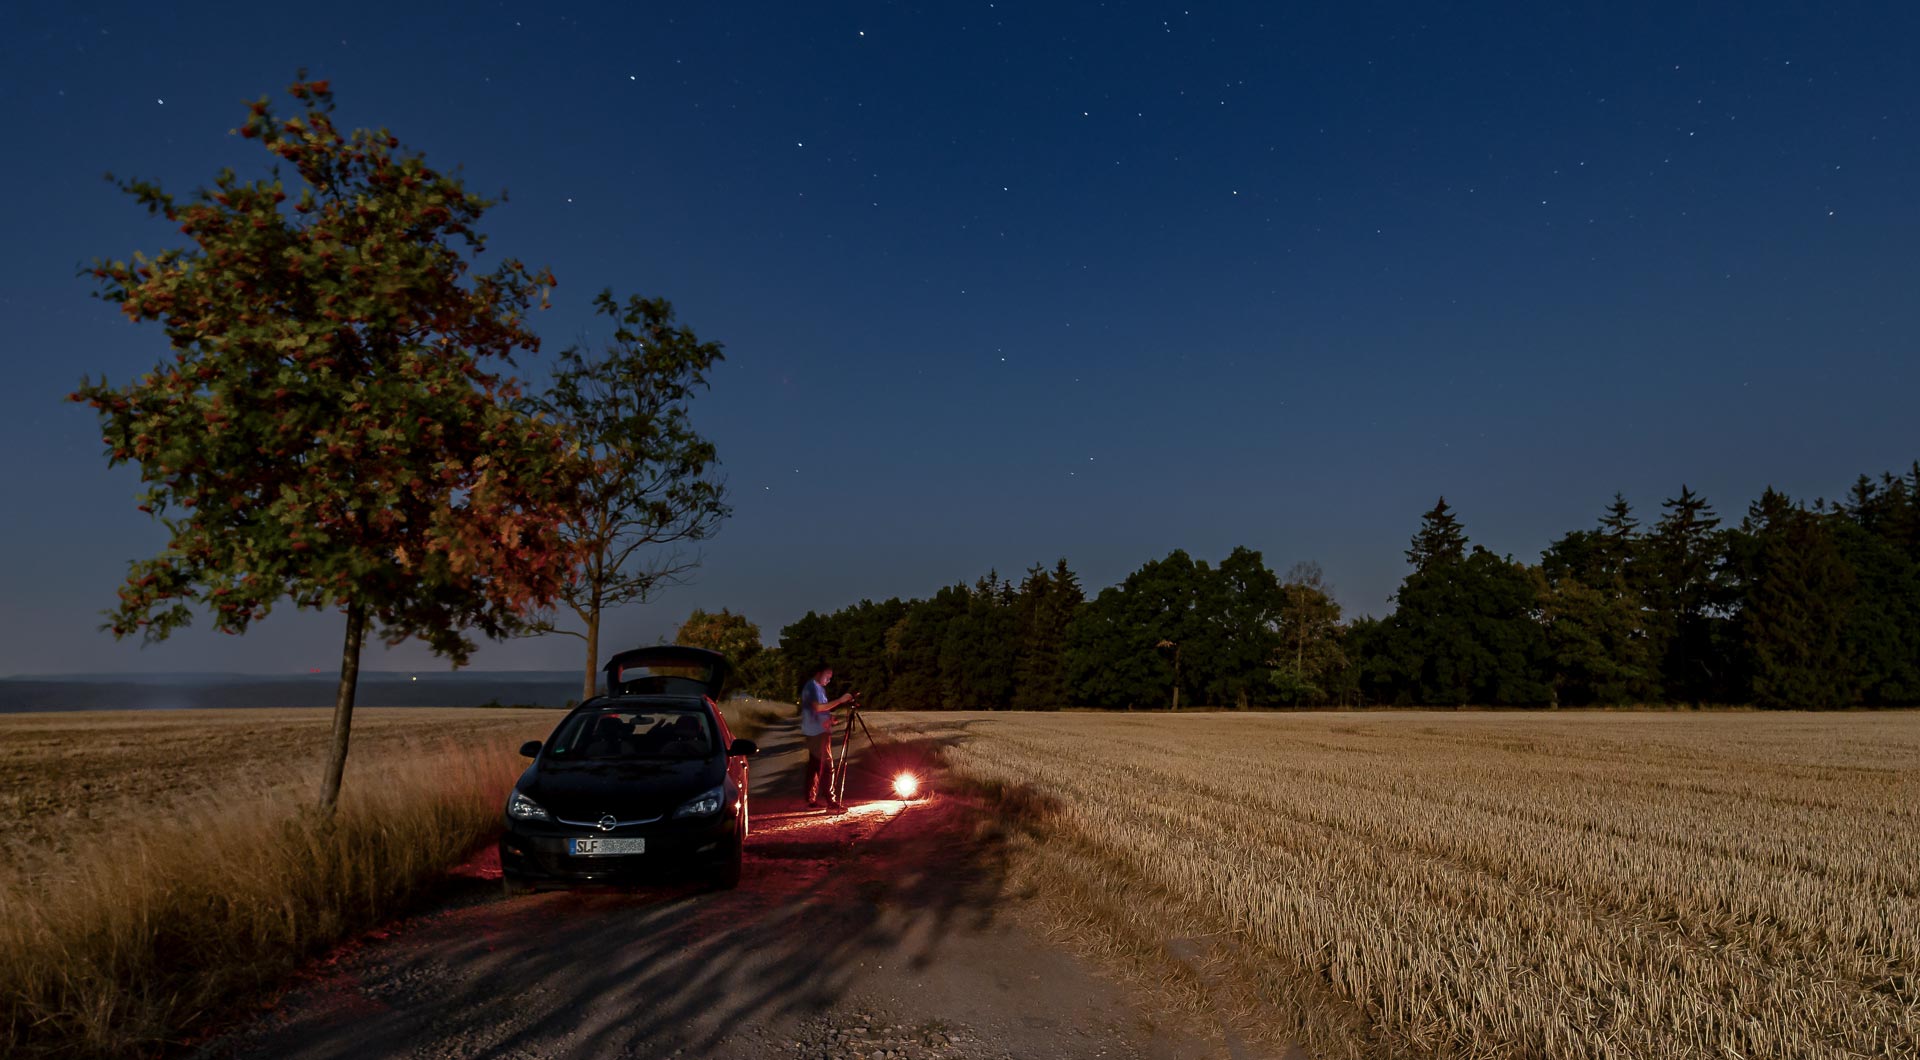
[{"xmin": 799, "ymin": 679, "xmax": 832, "ymax": 736}]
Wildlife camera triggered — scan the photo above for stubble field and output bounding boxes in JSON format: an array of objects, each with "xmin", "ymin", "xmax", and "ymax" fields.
[
  {"xmin": 869, "ymin": 710, "xmax": 1920, "ymax": 1059},
  {"xmin": 0, "ymin": 707, "xmax": 563, "ymax": 1057},
  {"xmin": 0, "ymin": 707, "xmax": 558, "ymax": 880},
  {"xmin": 5, "ymin": 706, "xmax": 1915, "ymax": 1058}
]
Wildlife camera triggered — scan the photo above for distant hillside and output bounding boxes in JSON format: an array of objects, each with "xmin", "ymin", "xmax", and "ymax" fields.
[{"xmin": 0, "ymin": 672, "xmax": 582, "ymax": 713}]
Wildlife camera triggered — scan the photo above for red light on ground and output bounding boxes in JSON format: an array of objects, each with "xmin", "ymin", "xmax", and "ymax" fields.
[{"xmin": 892, "ymin": 773, "xmax": 919, "ymax": 799}]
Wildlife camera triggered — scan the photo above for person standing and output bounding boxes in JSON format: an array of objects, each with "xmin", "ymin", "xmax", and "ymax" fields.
[{"xmin": 800, "ymin": 664, "xmax": 855, "ymax": 809}]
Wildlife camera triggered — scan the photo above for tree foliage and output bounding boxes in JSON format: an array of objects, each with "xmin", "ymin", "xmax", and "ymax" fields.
[
  {"xmin": 70, "ymin": 78, "xmax": 579, "ymax": 808},
  {"xmin": 1737, "ymin": 491, "xmax": 1859, "ymax": 708},
  {"xmin": 526, "ymin": 290, "xmax": 730, "ymax": 700},
  {"xmin": 1066, "ymin": 551, "xmax": 1211, "ymax": 709},
  {"xmin": 1272, "ymin": 562, "xmax": 1346, "ymax": 705},
  {"xmin": 1011, "ymin": 560, "xmax": 1084, "ymax": 710},
  {"xmin": 1406, "ymin": 496, "xmax": 1468, "ymax": 572},
  {"xmin": 674, "ymin": 607, "xmax": 766, "ymax": 696},
  {"xmin": 776, "ymin": 464, "xmax": 1920, "ymax": 711},
  {"xmin": 1643, "ymin": 485, "xmax": 1734, "ymax": 703}
]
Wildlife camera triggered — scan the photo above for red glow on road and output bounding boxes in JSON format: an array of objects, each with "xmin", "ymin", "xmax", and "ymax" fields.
[{"xmin": 892, "ymin": 773, "xmax": 919, "ymax": 799}]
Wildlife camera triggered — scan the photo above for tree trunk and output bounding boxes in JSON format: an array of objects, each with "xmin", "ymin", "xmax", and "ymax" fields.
[
  {"xmin": 581, "ymin": 607, "xmax": 601, "ymax": 703},
  {"xmin": 1170, "ymin": 646, "xmax": 1181, "ymax": 711},
  {"xmin": 318, "ymin": 600, "xmax": 367, "ymax": 814}
]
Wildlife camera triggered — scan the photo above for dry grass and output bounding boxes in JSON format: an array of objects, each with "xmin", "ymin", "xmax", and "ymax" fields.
[
  {"xmin": 719, "ymin": 696, "xmax": 790, "ymax": 743},
  {"xmin": 0, "ymin": 707, "xmax": 559, "ymax": 878},
  {"xmin": 0, "ymin": 707, "xmax": 555, "ymax": 1059},
  {"xmin": 870, "ymin": 710, "xmax": 1920, "ymax": 1059}
]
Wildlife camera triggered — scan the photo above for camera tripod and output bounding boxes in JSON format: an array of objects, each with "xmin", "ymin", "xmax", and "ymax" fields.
[{"xmin": 829, "ymin": 698, "xmax": 877, "ymax": 806}]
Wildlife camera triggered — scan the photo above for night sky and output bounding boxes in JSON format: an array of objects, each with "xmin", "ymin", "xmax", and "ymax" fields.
[{"xmin": 3, "ymin": 2, "xmax": 1916, "ymax": 675}]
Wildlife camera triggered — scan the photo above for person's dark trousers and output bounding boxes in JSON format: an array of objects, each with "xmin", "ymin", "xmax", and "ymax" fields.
[{"xmin": 805, "ymin": 732, "xmax": 833, "ymax": 804}]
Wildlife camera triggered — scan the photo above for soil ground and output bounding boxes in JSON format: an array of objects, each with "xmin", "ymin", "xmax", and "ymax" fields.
[{"xmin": 191, "ymin": 717, "xmax": 1295, "ymax": 1060}]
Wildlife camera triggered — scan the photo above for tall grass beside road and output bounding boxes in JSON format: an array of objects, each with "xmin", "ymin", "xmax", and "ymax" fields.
[
  {"xmin": 0, "ymin": 735, "xmax": 531, "ymax": 1059},
  {"xmin": 873, "ymin": 710, "xmax": 1920, "ymax": 1060},
  {"xmin": 720, "ymin": 696, "xmax": 789, "ymax": 743}
]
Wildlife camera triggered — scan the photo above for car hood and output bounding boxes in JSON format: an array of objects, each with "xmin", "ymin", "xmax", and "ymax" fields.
[{"xmin": 523, "ymin": 757, "xmax": 722, "ymax": 822}]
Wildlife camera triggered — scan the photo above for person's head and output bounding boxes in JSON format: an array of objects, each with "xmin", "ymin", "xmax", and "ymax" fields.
[{"xmin": 811, "ymin": 664, "xmax": 833, "ymax": 686}]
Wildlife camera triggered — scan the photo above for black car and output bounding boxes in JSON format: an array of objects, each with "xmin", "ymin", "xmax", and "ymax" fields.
[{"xmin": 499, "ymin": 646, "xmax": 758, "ymax": 894}]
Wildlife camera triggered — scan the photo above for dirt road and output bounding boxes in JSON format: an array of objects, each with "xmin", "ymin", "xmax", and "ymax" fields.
[{"xmin": 194, "ymin": 718, "xmax": 1272, "ymax": 1060}]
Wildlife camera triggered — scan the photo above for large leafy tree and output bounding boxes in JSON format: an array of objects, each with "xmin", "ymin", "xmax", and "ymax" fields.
[
  {"xmin": 1373, "ymin": 505, "xmax": 1550, "ymax": 705},
  {"xmin": 1532, "ymin": 566, "xmax": 1653, "ymax": 706},
  {"xmin": 674, "ymin": 607, "xmax": 766, "ymax": 697},
  {"xmin": 1272, "ymin": 561, "xmax": 1347, "ymax": 706},
  {"xmin": 527, "ymin": 291, "xmax": 730, "ymax": 701},
  {"xmin": 1064, "ymin": 550, "xmax": 1211, "ymax": 709},
  {"xmin": 1200, "ymin": 546, "xmax": 1287, "ymax": 708},
  {"xmin": 1537, "ymin": 496, "xmax": 1655, "ymax": 705},
  {"xmin": 676, "ymin": 607, "xmax": 763, "ymax": 662},
  {"xmin": 71, "ymin": 79, "xmax": 578, "ymax": 810}
]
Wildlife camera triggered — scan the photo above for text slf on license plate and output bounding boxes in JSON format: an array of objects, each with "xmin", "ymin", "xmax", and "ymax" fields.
[{"xmin": 568, "ymin": 837, "xmax": 645, "ymax": 856}]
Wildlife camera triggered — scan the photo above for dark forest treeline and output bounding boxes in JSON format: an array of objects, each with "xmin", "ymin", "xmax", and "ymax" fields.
[{"xmin": 773, "ymin": 464, "xmax": 1920, "ymax": 709}]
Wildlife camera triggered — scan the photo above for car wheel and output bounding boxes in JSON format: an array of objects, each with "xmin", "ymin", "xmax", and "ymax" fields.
[{"xmin": 502, "ymin": 873, "xmax": 535, "ymax": 898}]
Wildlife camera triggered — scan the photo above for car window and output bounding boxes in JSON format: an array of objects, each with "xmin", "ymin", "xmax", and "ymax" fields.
[
  {"xmin": 608, "ymin": 661, "xmax": 716, "ymax": 697},
  {"xmin": 545, "ymin": 708, "xmax": 715, "ymax": 760}
]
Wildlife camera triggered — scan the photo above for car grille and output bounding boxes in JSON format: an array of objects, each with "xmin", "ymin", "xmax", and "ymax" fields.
[{"xmin": 554, "ymin": 813, "xmax": 664, "ymax": 828}]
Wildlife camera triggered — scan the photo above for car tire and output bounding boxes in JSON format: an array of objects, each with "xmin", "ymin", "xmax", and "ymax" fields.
[{"xmin": 502, "ymin": 873, "xmax": 535, "ymax": 898}]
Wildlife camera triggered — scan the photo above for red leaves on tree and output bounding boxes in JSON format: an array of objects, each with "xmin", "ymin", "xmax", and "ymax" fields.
[{"xmin": 69, "ymin": 76, "xmax": 580, "ymax": 664}]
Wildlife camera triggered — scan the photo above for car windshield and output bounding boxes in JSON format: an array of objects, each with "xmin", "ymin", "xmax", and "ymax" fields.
[{"xmin": 544, "ymin": 707, "xmax": 715, "ymax": 761}]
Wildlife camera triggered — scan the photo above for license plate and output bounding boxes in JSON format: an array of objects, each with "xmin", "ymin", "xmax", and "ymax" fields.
[{"xmin": 568, "ymin": 837, "xmax": 645, "ymax": 856}]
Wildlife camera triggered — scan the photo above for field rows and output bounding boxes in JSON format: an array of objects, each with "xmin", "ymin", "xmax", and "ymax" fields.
[{"xmin": 873, "ymin": 711, "xmax": 1920, "ymax": 1059}]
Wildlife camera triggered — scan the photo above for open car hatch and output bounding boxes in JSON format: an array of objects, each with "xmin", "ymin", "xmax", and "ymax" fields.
[{"xmin": 601, "ymin": 645, "xmax": 730, "ymax": 700}]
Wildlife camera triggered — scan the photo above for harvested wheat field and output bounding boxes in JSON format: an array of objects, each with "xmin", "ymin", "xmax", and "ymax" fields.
[
  {"xmin": 870, "ymin": 710, "xmax": 1920, "ymax": 1059},
  {"xmin": 0, "ymin": 707, "xmax": 559, "ymax": 880}
]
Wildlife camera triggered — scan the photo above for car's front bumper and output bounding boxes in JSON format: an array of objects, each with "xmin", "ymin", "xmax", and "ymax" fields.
[{"xmin": 499, "ymin": 812, "xmax": 739, "ymax": 885}]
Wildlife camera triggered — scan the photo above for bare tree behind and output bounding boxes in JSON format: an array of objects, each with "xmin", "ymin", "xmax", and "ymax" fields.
[{"xmin": 529, "ymin": 290, "xmax": 731, "ymax": 702}]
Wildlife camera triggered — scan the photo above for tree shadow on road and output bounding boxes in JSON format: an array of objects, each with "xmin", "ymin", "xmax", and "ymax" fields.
[{"xmin": 201, "ymin": 719, "xmax": 1033, "ymax": 1059}]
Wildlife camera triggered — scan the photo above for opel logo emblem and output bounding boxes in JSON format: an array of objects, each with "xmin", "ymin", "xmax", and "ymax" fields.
[{"xmin": 597, "ymin": 814, "xmax": 617, "ymax": 832}]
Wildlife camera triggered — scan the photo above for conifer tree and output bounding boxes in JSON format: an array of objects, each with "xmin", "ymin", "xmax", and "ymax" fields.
[
  {"xmin": 1740, "ymin": 491, "xmax": 1858, "ymax": 707},
  {"xmin": 1011, "ymin": 559, "xmax": 1083, "ymax": 710},
  {"xmin": 1407, "ymin": 497, "xmax": 1468, "ymax": 572},
  {"xmin": 1597, "ymin": 492, "xmax": 1641, "ymax": 576},
  {"xmin": 1645, "ymin": 485, "xmax": 1732, "ymax": 702}
]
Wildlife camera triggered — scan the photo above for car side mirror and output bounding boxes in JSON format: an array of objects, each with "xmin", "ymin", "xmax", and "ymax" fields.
[
  {"xmin": 727, "ymin": 739, "xmax": 759, "ymax": 757},
  {"xmin": 518, "ymin": 740, "xmax": 542, "ymax": 759}
]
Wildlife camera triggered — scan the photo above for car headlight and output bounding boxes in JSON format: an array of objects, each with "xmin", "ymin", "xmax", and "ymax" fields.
[
  {"xmin": 674, "ymin": 786, "xmax": 724, "ymax": 818},
  {"xmin": 506, "ymin": 789, "xmax": 551, "ymax": 821}
]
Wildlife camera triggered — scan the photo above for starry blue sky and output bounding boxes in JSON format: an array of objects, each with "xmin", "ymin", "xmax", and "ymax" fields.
[{"xmin": 2, "ymin": 1, "xmax": 1916, "ymax": 674}]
